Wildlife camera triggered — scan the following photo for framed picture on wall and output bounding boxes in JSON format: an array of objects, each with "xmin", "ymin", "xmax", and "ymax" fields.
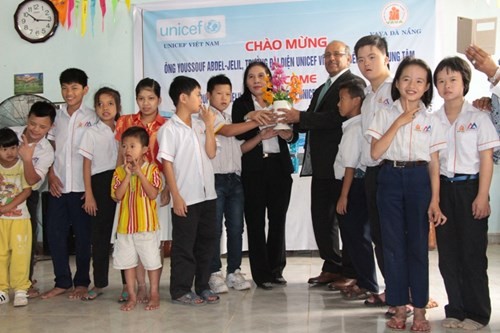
[{"xmin": 14, "ymin": 73, "xmax": 43, "ymax": 95}]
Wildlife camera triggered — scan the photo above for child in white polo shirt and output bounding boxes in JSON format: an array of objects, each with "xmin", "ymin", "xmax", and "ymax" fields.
[
  {"xmin": 157, "ymin": 75, "xmax": 219, "ymax": 306},
  {"xmin": 11, "ymin": 101, "xmax": 55, "ymax": 297},
  {"xmin": 367, "ymin": 57, "xmax": 447, "ymax": 332},
  {"xmin": 433, "ymin": 56, "xmax": 500, "ymax": 330},
  {"xmin": 333, "ymin": 79, "xmax": 379, "ymax": 301},
  {"xmin": 41, "ymin": 68, "xmax": 98, "ymax": 300},
  {"xmin": 78, "ymin": 87, "xmax": 121, "ymax": 301},
  {"xmin": 206, "ymin": 74, "xmax": 260, "ymax": 294}
]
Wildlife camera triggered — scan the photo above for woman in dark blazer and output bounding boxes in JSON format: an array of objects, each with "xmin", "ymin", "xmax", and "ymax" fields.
[{"xmin": 232, "ymin": 61, "xmax": 298, "ymax": 290}]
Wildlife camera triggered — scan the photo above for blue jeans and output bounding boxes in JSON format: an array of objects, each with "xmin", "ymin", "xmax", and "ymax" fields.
[{"xmin": 210, "ymin": 173, "xmax": 245, "ymax": 274}]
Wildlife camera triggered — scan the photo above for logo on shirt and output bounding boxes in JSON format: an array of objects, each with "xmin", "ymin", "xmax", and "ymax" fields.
[
  {"xmin": 415, "ymin": 124, "xmax": 431, "ymax": 132},
  {"xmin": 77, "ymin": 121, "xmax": 94, "ymax": 128},
  {"xmin": 457, "ymin": 123, "xmax": 478, "ymax": 132},
  {"xmin": 377, "ymin": 97, "xmax": 391, "ymax": 106},
  {"xmin": 32, "ymin": 157, "xmax": 39, "ymax": 164}
]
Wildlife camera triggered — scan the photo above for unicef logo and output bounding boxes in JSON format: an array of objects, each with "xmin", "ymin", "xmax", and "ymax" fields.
[{"xmin": 204, "ymin": 20, "xmax": 221, "ymax": 34}]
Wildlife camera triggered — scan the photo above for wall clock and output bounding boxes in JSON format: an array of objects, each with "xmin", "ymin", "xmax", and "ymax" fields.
[{"xmin": 14, "ymin": 0, "xmax": 59, "ymax": 43}]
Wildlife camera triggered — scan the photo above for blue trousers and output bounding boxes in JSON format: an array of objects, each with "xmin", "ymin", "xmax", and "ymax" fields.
[
  {"xmin": 46, "ymin": 192, "xmax": 91, "ymax": 289},
  {"xmin": 210, "ymin": 173, "xmax": 245, "ymax": 274},
  {"xmin": 437, "ymin": 178, "xmax": 491, "ymax": 325},
  {"xmin": 338, "ymin": 178, "xmax": 378, "ymax": 293},
  {"xmin": 377, "ymin": 164, "xmax": 430, "ymax": 308}
]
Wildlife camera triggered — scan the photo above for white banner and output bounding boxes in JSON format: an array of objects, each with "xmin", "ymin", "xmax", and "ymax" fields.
[{"xmin": 134, "ymin": 0, "xmax": 436, "ymax": 115}]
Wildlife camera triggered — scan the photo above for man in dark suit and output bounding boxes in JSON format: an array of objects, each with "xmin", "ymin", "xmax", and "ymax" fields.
[{"xmin": 282, "ymin": 40, "xmax": 361, "ymax": 286}]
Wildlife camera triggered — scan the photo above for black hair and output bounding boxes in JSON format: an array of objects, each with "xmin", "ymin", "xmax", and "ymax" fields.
[
  {"xmin": 354, "ymin": 35, "xmax": 389, "ymax": 57},
  {"xmin": 207, "ymin": 74, "xmax": 232, "ymax": 94},
  {"xmin": 242, "ymin": 61, "xmax": 271, "ymax": 97},
  {"xmin": 28, "ymin": 101, "xmax": 56, "ymax": 124},
  {"xmin": 354, "ymin": 35, "xmax": 390, "ymax": 69},
  {"xmin": 391, "ymin": 56, "xmax": 433, "ymax": 107},
  {"xmin": 121, "ymin": 126, "xmax": 149, "ymax": 147},
  {"xmin": 433, "ymin": 56, "xmax": 471, "ymax": 96},
  {"xmin": 338, "ymin": 78, "xmax": 367, "ymax": 101},
  {"xmin": 0, "ymin": 127, "xmax": 20, "ymax": 148},
  {"xmin": 59, "ymin": 68, "xmax": 88, "ymax": 87},
  {"xmin": 135, "ymin": 78, "xmax": 161, "ymax": 99},
  {"xmin": 94, "ymin": 87, "xmax": 122, "ymax": 121},
  {"xmin": 168, "ymin": 75, "xmax": 201, "ymax": 107}
]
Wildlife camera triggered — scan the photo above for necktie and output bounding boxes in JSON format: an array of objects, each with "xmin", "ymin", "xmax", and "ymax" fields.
[{"xmin": 314, "ymin": 78, "xmax": 331, "ymax": 111}]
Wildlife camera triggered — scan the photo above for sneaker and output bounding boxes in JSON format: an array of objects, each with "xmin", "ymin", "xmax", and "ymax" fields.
[
  {"xmin": 226, "ymin": 269, "xmax": 251, "ymax": 291},
  {"xmin": 0, "ymin": 291, "xmax": 9, "ymax": 305},
  {"xmin": 13, "ymin": 290, "xmax": 28, "ymax": 307},
  {"xmin": 209, "ymin": 271, "xmax": 229, "ymax": 294}
]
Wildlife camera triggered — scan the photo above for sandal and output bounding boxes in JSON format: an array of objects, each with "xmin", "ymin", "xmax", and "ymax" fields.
[
  {"xmin": 341, "ymin": 285, "xmax": 370, "ymax": 300},
  {"xmin": 387, "ymin": 316, "xmax": 406, "ymax": 331},
  {"xmin": 172, "ymin": 292, "xmax": 206, "ymax": 306},
  {"xmin": 82, "ymin": 289, "xmax": 103, "ymax": 301},
  {"xmin": 27, "ymin": 285, "xmax": 41, "ymax": 298},
  {"xmin": 425, "ymin": 298, "xmax": 438, "ymax": 309},
  {"xmin": 385, "ymin": 305, "xmax": 414, "ymax": 318},
  {"xmin": 410, "ymin": 319, "xmax": 431, "ymax": 332},
  {"xmin": 200, "ymin": 289, "xmax": 220, "ymax": 304},
  {"xmin": 364, "ymin": 293, "xmax": 386, "ymax": 307},
  {"xmin": 118, "ymin": 291, "xmax": 129, "ymax": 303}
]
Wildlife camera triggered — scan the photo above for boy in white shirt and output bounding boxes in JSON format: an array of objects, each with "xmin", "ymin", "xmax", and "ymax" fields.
[
  {"xmin": 206, "ymin": 74, "xmax": 259, "ymax": 293},
  {"xmin": 158, "ymin": 75, "xmax": 219, "ymax": 305},
  {"xmin": 333, "ymin": 79, "xmax": 379, "ymax": 300},
  {"xmin": 354, "ymin": 34, "xmax": 393, "ymax": 308},
  {"xmin": 11, "ymin": 101, "xmax": 56, "ymax": 297},
  {"xmin": 41, "ymin": 68, "xmax": 98, "ymax": 300}
]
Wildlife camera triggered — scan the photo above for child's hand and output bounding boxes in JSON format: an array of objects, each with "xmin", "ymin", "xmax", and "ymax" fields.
[
  {"xmin": 18, "ymin": 134, "xmax": 35, "ymax": 162},
  {"xmin": 199, "ymin": 104, "xmax": 215, "ymax": 127},
  {"xmin": 472, "ymin": 97, "xmax": 492, "ymax": 111},
  {"xmin": 172, "ymin": 193, "xmax": 187, "ymax": 217},
  {"xmin": 126, "ymin": 159, "xmax": 142, "ymax": 175},
  {"xmin": 259, "ymin": 127, "xmax": 278, "ymax": 140},
  {"xmin": 246, "ymin": 110, "xmax": 276, "ymax": 126},
  {"xmin": 472, "ymin": 194, "xmax": 491, "ymax": 220},
  {"xmin": 396, "ymin": 99, "xmax": 420, "ymax": 127},
  {"xmin": 336, "ymin": 196, "xmax": 348, "ymax": 215},
  {"xmin": 160, "ymin": 187, "xmax": 171, "ymax": 206},
  {"xmin": 277, "ymin": 129, "xmax": 293, "ymax": 141},
  {"xmin": 48, "ymin": 172, "xmax": 63, "ymax": 198},
  {"xmin": 82, "ymin": 194, "xmax": 98, "ymax": 216},
  {"xmin": 428, "ymin": 201, "xmax": 447, "ymax": 226}
]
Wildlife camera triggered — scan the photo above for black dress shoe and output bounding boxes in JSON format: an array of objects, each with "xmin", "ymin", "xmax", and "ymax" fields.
[
  {"xmin": 257, "ymin": 282, "xmax": 273, "ymax": 290},
  {"xmin": 273, "ymin": 277, "xmax": 287, "ymax": 285},
  {"xmin": 308, "ymin": 272, "xmax": 342, "ymax": 284}
]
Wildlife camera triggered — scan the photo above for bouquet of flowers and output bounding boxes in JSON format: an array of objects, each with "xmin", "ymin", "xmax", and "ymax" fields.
[{"xmin": 262, "ymin": 59, "xmax": 303, "ymax": 105}]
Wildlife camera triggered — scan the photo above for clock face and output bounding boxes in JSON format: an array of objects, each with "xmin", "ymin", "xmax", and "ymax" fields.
[{"xmin": 14, "ymin": 0, "xmax": 59, "ymax": 43}]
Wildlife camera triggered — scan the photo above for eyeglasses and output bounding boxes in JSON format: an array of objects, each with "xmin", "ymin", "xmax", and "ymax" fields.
[{"xmin": 322, "ymin": 52, "xmax": 346, "ymax": 59}]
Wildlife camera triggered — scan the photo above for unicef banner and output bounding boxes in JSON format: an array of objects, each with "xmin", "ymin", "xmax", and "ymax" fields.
[{"xmin": 133, "ymin": 0, "xmax": 436, "ymax": 115}]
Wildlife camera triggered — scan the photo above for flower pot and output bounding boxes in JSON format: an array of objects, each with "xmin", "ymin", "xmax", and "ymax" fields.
[{"xmin": 273, "ymin": 100, "xmax": 292, "ymax": 131}]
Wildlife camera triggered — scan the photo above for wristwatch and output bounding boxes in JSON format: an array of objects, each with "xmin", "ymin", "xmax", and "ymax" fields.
[{"xmin": 488, "ymin": 67, "xmax": 500, "ymax": 84}]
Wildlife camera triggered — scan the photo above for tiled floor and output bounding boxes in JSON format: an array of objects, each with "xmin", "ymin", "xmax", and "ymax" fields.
[{"xmin": 1, "ymin": 246, "xmax": 499, "ymax": 333}]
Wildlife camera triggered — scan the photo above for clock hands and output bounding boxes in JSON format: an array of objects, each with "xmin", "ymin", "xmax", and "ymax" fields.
[
  {"xmin": 27, "ymin": 13, "xmax": 39, "ymax": 21},
  {"xmin": 26, "ymin": 13, "xmax": 51, "ymax": 22}
]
